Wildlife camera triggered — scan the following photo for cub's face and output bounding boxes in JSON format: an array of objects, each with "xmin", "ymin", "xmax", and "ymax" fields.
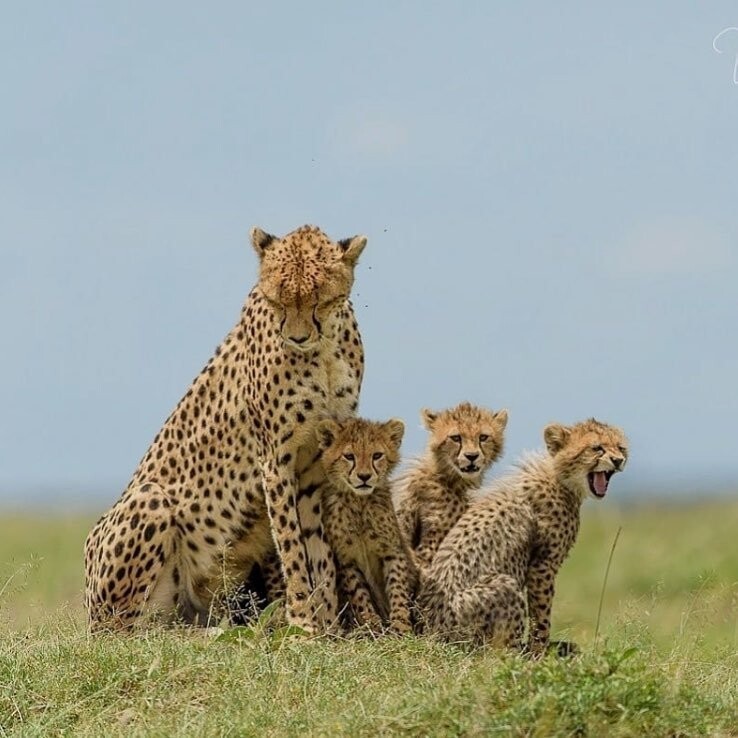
[
  {"xmin": 544, "ymin": 419, "xmax": 629, "ymax": 500},
  {"xmin": 422, "ymin": 402, "xmax": 508, "ymax": 485},
  {"xmin": 317, "ymin": 418, "xmax": 405, "ymax": 497},
  {"xmin": 251, "ymin": 225, "xmax": 367, "ymax": 352}
]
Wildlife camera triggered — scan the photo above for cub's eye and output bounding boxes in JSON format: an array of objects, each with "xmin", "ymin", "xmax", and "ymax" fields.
[
  {"xmin": 479, "ymin": 434, "xmax": 489, "ymax": 442},
  {"xmin": 618, "ymin": 445, "xmax": 627, "ymax": 454},
  {"xmin": 449, "ymin": 435, "xmax": 461, "ymax": 443},
  {"xmin": 343, "ymin": 453, "xmax": 355, "ymax": 461},
  {"xmin": 372, "ymin": 452, "xmax": 384, "ymax": 461},
  {"xmin": 592, "ymin": 445, "xmax": 604, "ymax": 454}
]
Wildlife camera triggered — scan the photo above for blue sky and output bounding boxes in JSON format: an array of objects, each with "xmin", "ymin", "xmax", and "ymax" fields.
[{"xmin": 2, "ymin": 3, "xmax": 737, "ymax": 506}]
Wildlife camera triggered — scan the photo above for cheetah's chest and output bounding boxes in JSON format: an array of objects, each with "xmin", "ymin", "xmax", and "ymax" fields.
[
  {"xmin": 257, "ymin": 337, "xmax": 361, "ymax": 428},
  {"xmin": 345, "ymin": 506, "xmax": 387, "ymax": 594}
]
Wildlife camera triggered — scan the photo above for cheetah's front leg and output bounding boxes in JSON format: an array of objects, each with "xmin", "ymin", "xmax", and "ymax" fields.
[
  {"xmin": 296, "ymin": 463, "xmax": 338, "ymax": 630},
  {"xmin": 260, "ymin": 547, "xmax": 285, "ymax": 603},
  {"xmin": 525, "ymin": 558, "xmax": 559, "ymax": 657},
  {"xmin": 414, "ymin": 544, "xmax": 438, "ymax": 571},
  {"xmin": 394, "ymin": 505, "xmax": 416, "ymax": 550},
  {"xmin": 339, "ymin": 563, "xmax": 383, "ymax": 632},
  {"xmin": 261, "ymin": 458, "xmax": 318, "ymax": 633},
  {"xmin": 415, "ymin": 519, "xmax": 446, "ymax": 570},
  {"xmin": 382, "ymin": 554, "xmax": 413, "ymax": 635}
]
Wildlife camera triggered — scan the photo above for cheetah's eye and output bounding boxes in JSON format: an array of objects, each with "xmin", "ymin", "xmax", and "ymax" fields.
[
  {"xmin": 479, "ymin": 434, "xmax": 489, "ymax": 442},
  {"xmin": 372, "ymin": 452, "xmax": 384, "ymax": 461},
  {"xmin": 343, "ymin": 453, "xmax": 355, "ymax": 461},
  {"xmin": 618, "ymin": 445, "xmax": 627, "ymax": 454},
  {"xmin": 592, "ymin": 445, "xmax": 604, "ymax": 454},
  {"xmin": 449, "ymin": 435, "xmax": 461, "ymax": 443},
  {"xmin": 262, "ymin": 294, "xmax": 283, "ymax": 310},
  {"xmin": 322, "ymin": 295, "xmax": 347, "ymax": 308}
]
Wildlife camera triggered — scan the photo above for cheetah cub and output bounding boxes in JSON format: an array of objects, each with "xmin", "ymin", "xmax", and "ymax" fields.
[
  {"xmin": 394, "ymin": 402, "xmax": 508, "ymax": 569},
  {"xmin": 317, "ymin": 417, "xmax": 414, "ymax": 634},
  {"xmin": 417, "ymin": 418, "xmax": 628, "ymax": 654}
]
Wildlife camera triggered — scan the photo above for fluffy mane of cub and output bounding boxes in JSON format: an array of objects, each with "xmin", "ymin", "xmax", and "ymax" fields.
[
  {"xmin": 393, "ymin": 402, "xmax": 508, "ymax": 569},
  {"xmin": 318, "ymin": 417, "xmax": 414, "ymax": 634}
]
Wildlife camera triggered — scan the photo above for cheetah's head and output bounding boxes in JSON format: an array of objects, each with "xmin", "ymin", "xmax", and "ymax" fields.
[
  {"xmin": 251, "ymin": 224, "xmax": 366, "ymax": 352},
  {"xmin": 544, "ymin": 418, "xmax": 628, "ymax": 501},
  {"xmin": 317, "ymin": 417, "xmax": 405, "ymax": 497},
  {"xmin": 422, "ymin": 402, "xmax": 508, "ymax": 487}
]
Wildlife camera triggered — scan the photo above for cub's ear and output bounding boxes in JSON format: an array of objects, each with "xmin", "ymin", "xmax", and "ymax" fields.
[
  {"xmin": 544, "ymin": 423, "xmax": 571, "ymax": 455},
  {"xmin": 337, "ymin": 235, "xmax": 367, "ymax": 266},
  {"xmin": 494, "ymin": 409, "xmax": 509, "ymax": 429},
  {"xmin": 383, "ymin": 418, "xmax": 405, "ymax": 450},
  {"xmin": 316, "ymin": 419, "xmax": 340, "ymax": 450},
  {"xmin": 421, "ymin": 409, "xmax": 438, "ymax": 431},
  {"xmin": 250, "ymin": 227, "xmax": 277, "ymax": 259}
]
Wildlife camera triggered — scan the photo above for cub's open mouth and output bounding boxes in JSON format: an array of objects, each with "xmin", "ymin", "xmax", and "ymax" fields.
[
  {"xmin": 588, "ymin": 470, "xmax": 615, "ymax": 498},
  {"xmin": 460, "ymin": 464, "xmax": 480, "ymax": 474}
]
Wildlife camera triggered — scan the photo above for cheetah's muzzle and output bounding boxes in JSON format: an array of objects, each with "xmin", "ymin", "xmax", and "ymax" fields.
[{"xmin": 283, "ymin": 337, "xmax": 320, "ymax": 353}]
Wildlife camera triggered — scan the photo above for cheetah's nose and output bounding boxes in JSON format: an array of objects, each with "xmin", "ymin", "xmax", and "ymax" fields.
[
  {"xmin": 464, "ymin": 452, "xmax": 479, "ymax": 462},
  {"xmin": 358, "ymin": 473, "xmax": 371, "ymax": 482},
  {"xmin": 612, "ymin": 456, "xmax": 624, "ymax": 470}
]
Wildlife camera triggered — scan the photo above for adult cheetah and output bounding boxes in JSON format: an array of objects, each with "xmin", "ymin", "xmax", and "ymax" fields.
[
  {"xmin": 84, "ymin": 225, "xmax": 367, "ymax": 632},
  {"xmin": 417, "ymin": 418, "xmax": 628, "ymax": 653},
  {"xmin": 317, "ymin": 417, "xmax": 414, "ymax": 635},
  {"xmin": 393, "ymin": 402, "xmax": 508, "ymax": 570}
]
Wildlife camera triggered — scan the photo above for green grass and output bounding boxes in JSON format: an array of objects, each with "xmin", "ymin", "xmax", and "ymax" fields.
[{"xmin": 1, "ymin": 501, "xmax": 737, "ymax": 736}]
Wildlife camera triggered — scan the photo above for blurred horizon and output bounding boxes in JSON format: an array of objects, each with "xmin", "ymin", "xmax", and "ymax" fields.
[{"xmin": 2, "ymin": 472, "xmax": 736, "ymax": 513}]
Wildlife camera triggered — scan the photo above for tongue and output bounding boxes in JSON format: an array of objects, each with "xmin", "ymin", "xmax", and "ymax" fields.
[{"xmin": 592, "ymin": 471, "xmax": 608, "ymax": 496}]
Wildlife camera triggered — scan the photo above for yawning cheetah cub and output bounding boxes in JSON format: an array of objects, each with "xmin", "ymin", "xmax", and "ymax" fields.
[
  {"xmin": 394, "ymin": 402, "xmax": 508, "ymax": 569},
  {"xmin": 417, "ymin": 418, "xmax": 628, "ymax": 654},
  {"xmin": 317, "ymin": 417, "xmax": 414, "ymax": 634}
]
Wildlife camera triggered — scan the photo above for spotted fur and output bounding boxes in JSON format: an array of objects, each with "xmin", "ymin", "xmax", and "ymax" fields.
[
  {"xmin": 417, "ymin": 418, "xmax": 628, "ymax": 653},
  {"xmin": 394, "ymin": 402, "xmax": 508, "ymax": 570},
  {"xmin": 84, "ymin": 225, "xmax": 367, "ymax": 632},
  {"xmin": 318, "ymin": 417, "xmax": 414, "ymax": 635}
]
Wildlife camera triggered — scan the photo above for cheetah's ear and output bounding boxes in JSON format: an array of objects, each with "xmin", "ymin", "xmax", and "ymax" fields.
[
  {"xmin": 383, "ymin": 418, "xmax": 405, "ymax": 450},
  {"xmin": 337, "ymin": 235, "xmax": 367, "ymax": 266},
  {"xmin": 494, "ymin": 409, "xmax": 509, "ymax": 429},
  {"xmin": 544, "ymin": 423, "xmax": 571, "ymax": 455},
  {"xmin": 250, "ymin": 227, "xmax": 278, "ymax": 259},
  {"xmin": 421, "ymin": 409, "xmax": 438, "ymax": 431},
  {"xmin": 316, "ymin": 419, "xmax": 340, "ymax": 450}
]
